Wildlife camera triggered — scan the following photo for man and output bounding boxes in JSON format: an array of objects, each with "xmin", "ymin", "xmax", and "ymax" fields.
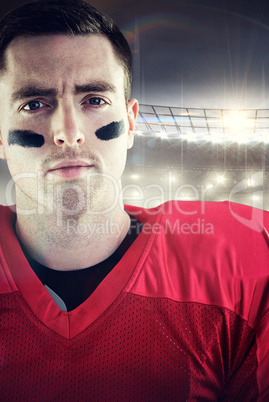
[{"xmin": 0, "ymin": 0, "xmax": 268, "ymax": 400}]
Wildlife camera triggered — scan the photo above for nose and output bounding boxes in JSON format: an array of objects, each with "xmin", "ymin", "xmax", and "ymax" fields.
[{"xmin": 52, "ymin": 103, "xmax": 85, "ymax": 147}]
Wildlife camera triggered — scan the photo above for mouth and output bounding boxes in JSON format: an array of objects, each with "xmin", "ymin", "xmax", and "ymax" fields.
[{"xmin": 47, "ymin": 160, "xmax": 94, "ymax": 178}]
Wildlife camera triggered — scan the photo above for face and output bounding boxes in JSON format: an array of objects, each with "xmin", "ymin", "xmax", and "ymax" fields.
[{"xmin": 0, "ymin": 34, "xmax": 138, "ymax": 213}]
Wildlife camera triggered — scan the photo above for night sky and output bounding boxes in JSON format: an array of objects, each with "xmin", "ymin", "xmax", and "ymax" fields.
[{"xmin": 94, "ymin": 0, "xmax": 269, "ymax": 109}]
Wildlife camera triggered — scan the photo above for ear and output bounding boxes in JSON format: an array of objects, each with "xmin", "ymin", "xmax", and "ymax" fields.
[
  {"xmin": 127, "ymin": 98, "xmax": 139, "ymax": 149},
  {"xmin": 0, "ymin": 132, "xmax": 6, "ymax": 160}
]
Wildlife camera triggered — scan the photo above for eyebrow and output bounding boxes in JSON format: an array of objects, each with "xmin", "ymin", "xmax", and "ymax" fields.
[
  {"xmin": 11, "ymin": 81, "xmax": 117, "ymax": 102},
  {"xmin": 74, "ymin": 82, "xmax": 117, "ymax": 95},
  {"xmin": 11, "ymin": 87, "xmax": 57, "ymax": 102}
]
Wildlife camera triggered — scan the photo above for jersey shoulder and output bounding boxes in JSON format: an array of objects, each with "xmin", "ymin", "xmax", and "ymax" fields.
[{"xmin": 125, "ymin": 201, "xmax": 269, "ymax": 328}]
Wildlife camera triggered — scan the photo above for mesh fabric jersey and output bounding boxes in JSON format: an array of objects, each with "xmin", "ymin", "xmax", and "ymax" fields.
[{"xmin": 0, "ymin": 201, "xmax": 268, "ymax": 401}]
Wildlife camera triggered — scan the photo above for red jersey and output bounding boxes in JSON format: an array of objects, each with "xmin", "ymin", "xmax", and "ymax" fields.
[{"xmin": 0, "ymin": 201, "xmax": 268, "ymax": 401}]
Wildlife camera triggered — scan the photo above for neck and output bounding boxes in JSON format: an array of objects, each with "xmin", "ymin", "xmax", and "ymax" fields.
[{"xmin": 15, "ymin": 192, "xmax": 130, "ymax": 271}]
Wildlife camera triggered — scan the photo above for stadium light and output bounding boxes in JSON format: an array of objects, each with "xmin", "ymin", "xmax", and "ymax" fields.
[
  {"xmin": 222, "ymin": 111, "xmax": 252, "ymax": 143},
  {"xmin": 223, "ymin": 111, "xmax": 248, "ymax": 131},
  {"xmin": 137, "ymin": 105, "xmax": 269, "ymax": 143},
  {"xmin": 217, "ymin": 174, "xmax": 225, "ymax": 184},
  {"xmin": 157, "ymin": 131, "xmax": 168, "ymax": 139}
]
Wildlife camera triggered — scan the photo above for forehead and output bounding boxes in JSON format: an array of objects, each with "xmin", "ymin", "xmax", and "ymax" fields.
[{"xmin": 3, "ymin": 34, "xmax": 125, "ymax": 93}]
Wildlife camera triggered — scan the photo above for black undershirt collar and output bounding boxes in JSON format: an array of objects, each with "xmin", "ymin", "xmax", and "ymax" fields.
[{"xmin": 19, "ymin": 214, "xmax": 142, "ymax": 311}]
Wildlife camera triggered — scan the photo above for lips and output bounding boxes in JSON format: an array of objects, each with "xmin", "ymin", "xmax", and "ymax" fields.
[{"xmin": 48, "ymin": 160, "xmax": 94, "ymax": 178}]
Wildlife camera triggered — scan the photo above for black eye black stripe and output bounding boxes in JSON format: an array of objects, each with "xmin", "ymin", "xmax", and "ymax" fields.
[
  {"xmin": 8, "ymin": 130, "xmax": 45, "ymax": 148},
  {"xmin": 8, "ymin": 120, "xmax": 125, "ymax": 148},
  {"xmin": 95, "ymin": 120, "xmax": 125, "ymax": 141}
]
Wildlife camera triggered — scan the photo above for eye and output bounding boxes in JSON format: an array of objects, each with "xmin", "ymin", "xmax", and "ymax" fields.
[
  {"xmin": 23, "ymin": 100, "xmax": 47, "ymax": 111},
  {"xmin": 85, "ymin": 97, "xmax": 106, "ymax": 106}
]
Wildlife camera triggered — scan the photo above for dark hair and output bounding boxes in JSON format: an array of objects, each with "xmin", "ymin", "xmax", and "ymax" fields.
[{"xmin": 0, "ymin": 0, "xmax": 132, "ymax": 101}]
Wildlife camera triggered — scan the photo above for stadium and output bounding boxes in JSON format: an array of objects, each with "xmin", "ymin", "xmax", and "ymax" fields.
[{"xmin": 122, "ymin": 104, "xmax": 268, "ymax": 210}]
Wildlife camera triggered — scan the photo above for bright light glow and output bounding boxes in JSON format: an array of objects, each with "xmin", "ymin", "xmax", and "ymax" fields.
[
  {"xmin": 168, "ymin": 174, "xmax": 176, "ymax": 183},
  {"xmin": 210, "ymin": 133, "xmax": 225, "ymax": 144},
  {"xmin": 222, "ymin": 111, "xmax": 252, "ymax": 143},
  {"xmin": 206, "ymin": 183, "xmax": 214, "ymax": 190},
  {"xmin": 223, "ymin": 111, "xmax": 248, "ymax": 129},
  {"xmin": 131, "ymin": 174, "xmax": 139, "ymax": 180},
  {"xmin": 186, "ymin": 132, "xmax": 199, "ymax": 142},
  {"xmin": 157, "ymin": 131, "xmax": 168, "ymax": 139},
  {"xmin": 247, "ymin": 178, "xmax": 254, "ymax": 187},
  {"xmin": 217, "ymin": 174, "xmax": 225, "ymax": 184},
  {"xmin": 137, "ymin": 105, "xmax": 269, "ymax": 143}
]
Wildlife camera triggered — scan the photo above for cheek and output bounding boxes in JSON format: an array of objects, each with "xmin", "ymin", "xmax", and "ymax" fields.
[
  {"xmin": 6, "ymin": 148, "xmax": 32, "ymax": 171},
  {"xmin": 4, "ymin": 141, "xmax": 42, "ymax": 179},
  {"xmin": 102, "ymin": 140, "xmax": 128, "ymax": 178}
]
